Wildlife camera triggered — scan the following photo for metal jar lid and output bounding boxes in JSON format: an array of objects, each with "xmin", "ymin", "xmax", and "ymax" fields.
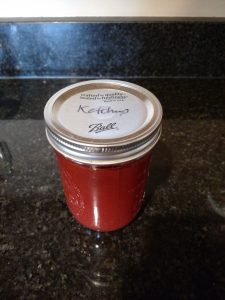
[{"xmin": 44, "ymin": 80, "xmax": 163, "ymax": 165}]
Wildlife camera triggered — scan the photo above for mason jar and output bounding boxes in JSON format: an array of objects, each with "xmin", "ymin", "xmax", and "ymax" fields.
[{"xmin": 44, "ymin": 80, "xmax": 162, "ymax": 232}]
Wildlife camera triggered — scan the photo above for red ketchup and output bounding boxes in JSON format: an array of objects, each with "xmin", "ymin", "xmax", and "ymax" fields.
[
  {"xmin": 56, "ymin": 151, "xmax": 151, "ymax": 231},
  {"xmin": 44, "ymin": 80, "xmax": 162, "ymax": 232}
]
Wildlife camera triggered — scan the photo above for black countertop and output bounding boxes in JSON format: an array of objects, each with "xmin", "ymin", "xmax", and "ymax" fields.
[{"xmin": 0, "ymin": 79, "xmax": 225, "ymax": 299}]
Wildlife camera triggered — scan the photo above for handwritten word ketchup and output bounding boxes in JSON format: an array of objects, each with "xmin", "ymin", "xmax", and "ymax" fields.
[{"xmin": 44, "ymin": 80, "xmax": 162, "ymax": 231}]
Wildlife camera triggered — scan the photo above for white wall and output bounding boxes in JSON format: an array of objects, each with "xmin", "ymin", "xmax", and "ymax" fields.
[{"xmin": 0, "ymin": 0, "xmax": 225, "ymax": 19}]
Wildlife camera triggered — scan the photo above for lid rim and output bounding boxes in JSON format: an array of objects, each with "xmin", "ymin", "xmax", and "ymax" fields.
[
  {"xmin": 46, "ymin": 126, "xmax": 162, "ymax": 165},
  {"xmin": 46, "ymin": 125, "xmax": 161, "ymax": 154}
]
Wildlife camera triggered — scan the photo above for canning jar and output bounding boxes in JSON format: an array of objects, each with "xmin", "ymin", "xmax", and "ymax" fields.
[{"xmin": 44, "ymin": 80, "xmax": 162, "ymax": 231}]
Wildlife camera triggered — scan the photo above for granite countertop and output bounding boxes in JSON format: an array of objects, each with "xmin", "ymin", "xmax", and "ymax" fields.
[{"xmin": 0, "ymin": 78, "xmax": 225, "ymax": 299}]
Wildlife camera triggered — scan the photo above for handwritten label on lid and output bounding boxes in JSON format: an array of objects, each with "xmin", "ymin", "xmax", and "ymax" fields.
[{"xmin": 57, "ymin": 89, "xmax": 153, "ymax": 139}]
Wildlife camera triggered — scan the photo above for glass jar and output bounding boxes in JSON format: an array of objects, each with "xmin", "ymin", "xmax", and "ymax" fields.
[{"xmin": 44, "ymin": 80, "xmax": 162, "ymax": 231}]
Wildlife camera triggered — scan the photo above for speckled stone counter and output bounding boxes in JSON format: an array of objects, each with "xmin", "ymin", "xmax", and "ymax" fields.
[{"xmin": 0, "ymin": 79, "xmax": 225, "ymax": 299}]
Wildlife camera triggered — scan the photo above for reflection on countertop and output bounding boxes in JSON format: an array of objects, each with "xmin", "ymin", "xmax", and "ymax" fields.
[{"xmin": 0, "ymin": 79, "xmax": 225, "ymax": 299}]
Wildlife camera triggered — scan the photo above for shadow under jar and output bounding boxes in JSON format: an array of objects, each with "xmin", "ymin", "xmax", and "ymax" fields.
[{"xmin": 44, "ymin": 80, "xmax": 162, "ymax": 232}]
